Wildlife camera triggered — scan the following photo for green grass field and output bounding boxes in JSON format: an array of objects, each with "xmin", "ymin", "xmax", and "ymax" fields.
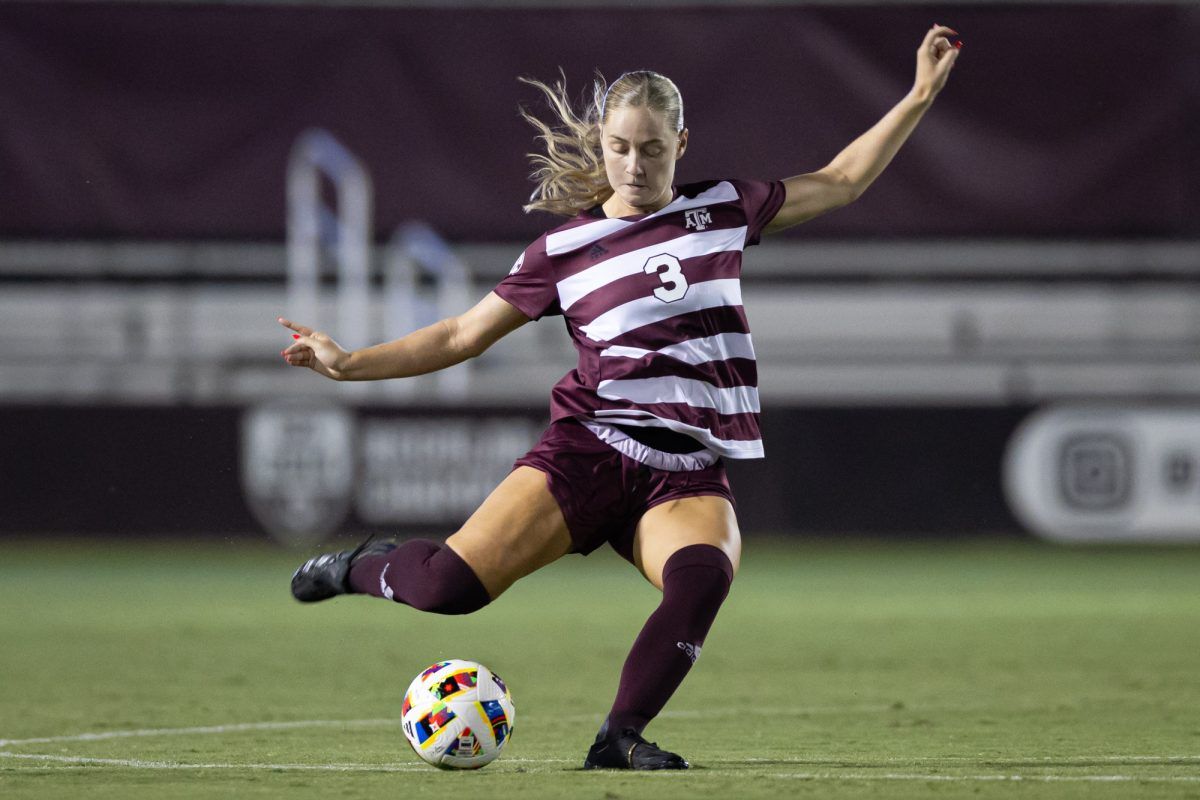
[{"xmin": 1, "ymin": 537, "xmax": 1199, "ymax": 798}]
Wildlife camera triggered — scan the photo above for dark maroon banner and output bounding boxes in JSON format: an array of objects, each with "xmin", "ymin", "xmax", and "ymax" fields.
[{"xmin": 0, "ymin": 3, "xmax": 1195, "ymax": 241}]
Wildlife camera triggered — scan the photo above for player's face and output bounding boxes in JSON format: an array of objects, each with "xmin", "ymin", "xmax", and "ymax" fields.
[{"xmin": 600, "ymin": 105, "xmax": 687, "ymax": 217}]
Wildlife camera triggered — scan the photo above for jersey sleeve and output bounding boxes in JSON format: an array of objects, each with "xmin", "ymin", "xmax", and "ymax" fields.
[
  {"xmin": 729, "ymin": 178, "xmax": 787, "ymax": 247},
  {"xmin": 492, "ymin": 239, "xmax": 561, "ymax": 320}
]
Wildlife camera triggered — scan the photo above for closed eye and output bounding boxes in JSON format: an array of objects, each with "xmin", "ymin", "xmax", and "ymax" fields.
[{"xmin": 609, "ymin": 136, "xmax": 666, "ymax": 157}]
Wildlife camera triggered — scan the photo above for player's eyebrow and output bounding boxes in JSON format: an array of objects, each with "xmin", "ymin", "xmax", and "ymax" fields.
[{"xmin": 609, "ymin": 135, "xmax": 665, "ymax": 146}]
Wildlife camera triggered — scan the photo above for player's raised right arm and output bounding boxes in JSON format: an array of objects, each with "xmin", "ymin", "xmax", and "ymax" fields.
[
  {"xmin": 278, "ymin": 292, "xmax": 529, "ymax": 382},
  {"xmin": 762, "ymin": 25, "xmax": 961, "ymax": 234}
]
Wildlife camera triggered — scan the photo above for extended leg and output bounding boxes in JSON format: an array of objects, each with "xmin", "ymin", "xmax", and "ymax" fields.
[{"xmin": 290, "ymin": 466, "xmax": 572, "ymax": 612}]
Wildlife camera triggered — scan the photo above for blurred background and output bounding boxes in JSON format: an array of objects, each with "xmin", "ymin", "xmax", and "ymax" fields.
[{"xmin": 1, "ymin": 0, "xmax": 1198, "ymax": 547}]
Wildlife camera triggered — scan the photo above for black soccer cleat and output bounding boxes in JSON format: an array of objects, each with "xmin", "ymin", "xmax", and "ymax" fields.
[
  {"xmin": 290, "ymin": 536, "xmax": 396, "ymax": 603},
  {"xmin": 583, "ymin": 728, "xmax": 690, "ymax": 770}
]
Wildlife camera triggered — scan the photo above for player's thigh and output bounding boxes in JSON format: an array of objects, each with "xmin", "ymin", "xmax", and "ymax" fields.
[
  {"xmin": 445, "ymin": 465, "xmax": 572, "ymax": 599},
  {"xmin": 631, "ymin": 495, "xmax": 741, "ymax": 591}
]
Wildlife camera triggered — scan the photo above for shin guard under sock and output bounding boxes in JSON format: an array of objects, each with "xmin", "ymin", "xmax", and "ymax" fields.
[
  {"xmin": 348, "ymin": 539, "xmax": 491, "ymax": 615},
  {"xmin": 603, "ymin": 543, "xmax": 734, "ymax": 735}
]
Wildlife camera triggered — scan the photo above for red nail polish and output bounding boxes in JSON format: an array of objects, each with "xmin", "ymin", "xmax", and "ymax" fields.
[
  {"xmin": 955, "ymin": 41, "xmax": 964, "ymax": 49},
  {"xmin": 293, "ymin": 334, "xmax": 300, "ymax": 339}
]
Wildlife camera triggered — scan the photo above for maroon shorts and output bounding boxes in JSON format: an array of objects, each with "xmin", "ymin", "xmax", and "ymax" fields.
[{"xmin": 513, "ymin": 418, "xmax": 735, "ymax": 564}]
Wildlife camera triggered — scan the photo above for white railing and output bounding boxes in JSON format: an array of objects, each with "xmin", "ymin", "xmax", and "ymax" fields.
[
  {"xmin": 286, "ymin": 128, "xmax": 373, "ymax": 352},
  {"xmin": 385, "ymin": 222, "xmax": 474, "ymax": 399},
  {"xmin": 3, "ymin": 278, "xmax": 1200, "ymax": 405}
]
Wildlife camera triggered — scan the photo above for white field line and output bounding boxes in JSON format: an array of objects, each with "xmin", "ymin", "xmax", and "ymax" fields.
[
  {"xmin": 0, "ymin": 704, "xmax": 893, "ymax": 748},
  {"xmin": 2, "ymin": 753, "xmax": 1200, "ymax": 782},
  {"xmin": 743, "ymin": 755, "xmax": 1200, "ymax": 765},
  {"xmin": 0, "ymin": 752, "xmax": 429, "ymax": 772},
  {"xmin": 2, "ymin": 715, "xmax": 1198, "ymax": 781},
  {"xmin": 767, "ymin": 773, "xmax": 1200, "ymax": 784},
  {"xmin": 0, "ymin": 719, "xmax": 392, "ymax": 748}
]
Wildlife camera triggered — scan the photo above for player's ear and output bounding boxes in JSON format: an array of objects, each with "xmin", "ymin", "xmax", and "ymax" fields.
[{"xmin": 676, "ymin": 128, "xmax": 688, "ymax": 160}]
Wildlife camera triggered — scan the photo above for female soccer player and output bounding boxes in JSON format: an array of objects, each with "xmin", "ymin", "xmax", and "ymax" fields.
[{"xmin": 283, "ymin": 25, "xmax": 960, "ymax": 770}]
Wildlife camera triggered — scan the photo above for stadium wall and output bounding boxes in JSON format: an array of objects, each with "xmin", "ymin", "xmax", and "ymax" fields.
[
  {"xmin": 0, "ymin": 2, "xmax": 1196, "ymax": 241},
  {"xmin": 0, "ymin": 404, "xmax": 1027, "ymax": 540}
]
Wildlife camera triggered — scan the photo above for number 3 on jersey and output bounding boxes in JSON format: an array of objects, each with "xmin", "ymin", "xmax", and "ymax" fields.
[{"xmin": 644, "ymin": 254, "xmax": 689, "ymax": 303}]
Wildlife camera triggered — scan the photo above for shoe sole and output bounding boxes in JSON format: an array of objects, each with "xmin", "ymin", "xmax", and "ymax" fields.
[{"xmin": 582, "ymin": 759, "xmax": 689, "ymax": 770}]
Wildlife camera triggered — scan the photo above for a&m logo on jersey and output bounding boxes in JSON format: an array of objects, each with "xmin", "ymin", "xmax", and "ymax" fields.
[
  {"xmin": 684, "ymin": 208, "xmax": 712, "ymax": 231},
  {"xmin": 509, "ymin": 254, "xmax": 524, "ymax": 275}
]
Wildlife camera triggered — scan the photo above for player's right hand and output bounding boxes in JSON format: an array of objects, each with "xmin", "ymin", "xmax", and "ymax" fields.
[
  {"xmin": 913, "ymin": 24, "xmax": 961, "ymax": 102},
  {"xmin": 278, "ymin": 317, "xmax": 351, "ymax": 381}
]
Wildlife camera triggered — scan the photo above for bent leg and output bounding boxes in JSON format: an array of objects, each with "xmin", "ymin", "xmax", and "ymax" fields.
[
  {"xmin": 600, "ymin": 496, "xmax": 740, "ymax": 739},
  {"xmin": 349, "ymin": 466, "xmax": 572, "ymax": 610}
]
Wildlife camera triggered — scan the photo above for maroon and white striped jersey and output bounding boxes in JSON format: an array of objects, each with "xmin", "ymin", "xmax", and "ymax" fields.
[{"xmin": 494, "ymin": 179, "xmax": 785, "ymax": 463}]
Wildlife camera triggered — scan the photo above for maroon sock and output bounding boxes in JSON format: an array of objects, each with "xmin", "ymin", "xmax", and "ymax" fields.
[
  {"xmin": 603, "ymin": 544, "xmax": 734, "ymax": 736},
  {"xmin": 347, "ymin": 539, "xmax": 491, "ymax": 615}
]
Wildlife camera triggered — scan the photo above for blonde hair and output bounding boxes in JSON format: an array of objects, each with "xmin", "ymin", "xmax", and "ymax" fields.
[{"xmin": 519, "ymin": 70, "xmax": 685, "ymax": 217}]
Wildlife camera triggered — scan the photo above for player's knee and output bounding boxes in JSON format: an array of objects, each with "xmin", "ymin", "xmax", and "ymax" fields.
[
  {"xmin": 661, "ymin": 543, "xmax": 734, "ymax": 606},
  {"xmin": 405, "ymin": 545, "xmax": 493, "ymax": 615}
]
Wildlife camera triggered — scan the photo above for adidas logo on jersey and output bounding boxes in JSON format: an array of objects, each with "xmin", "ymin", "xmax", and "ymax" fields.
[
  {"xmin": 676, "ymin": 641, "xmax": 701, "ymax": 663},
  {"xmin": 684, "ymin": 208, "xmax": 712, "ymax": 231},
  {"xmin": 588, "ymin": 243, "xmax": 609, "ymax": 260}
]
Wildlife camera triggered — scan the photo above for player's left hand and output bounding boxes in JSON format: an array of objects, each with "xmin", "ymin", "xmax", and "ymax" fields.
[{"xmin": 913, "ymin": 24, "xmax": 961, "ymax": 102}]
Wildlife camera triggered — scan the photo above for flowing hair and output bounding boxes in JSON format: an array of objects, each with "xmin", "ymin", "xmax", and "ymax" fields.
[{"xmin": 519, "ymin": 70, "xmax": 684, "ymax": 217}]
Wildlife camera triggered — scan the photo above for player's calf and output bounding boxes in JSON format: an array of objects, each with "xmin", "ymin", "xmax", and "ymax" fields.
[
  {"xmin": 581, "ymin": 543, "xmax": 732, "ymax": 770},
  {"xmin": 603, "ymin": 543, "xmax": 733, "ymax": 733},
  {"xmin": 349, "ymin": 539, "xmax": 490, "ymax": 614}
]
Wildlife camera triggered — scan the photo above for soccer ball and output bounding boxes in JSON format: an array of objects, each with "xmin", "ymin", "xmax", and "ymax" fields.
[{"xmin": 401, "ymin": 659, "xmax": 515, "ymax": 769}]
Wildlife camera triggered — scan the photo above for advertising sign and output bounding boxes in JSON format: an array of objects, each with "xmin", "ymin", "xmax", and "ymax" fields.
[
  {"xmin": 240, "ymin": 403, "xmax": 544, "ymax": 545},
  {"xmin": 1004, "ymin": 406, "xmax": 1200, "ymax": 543}
]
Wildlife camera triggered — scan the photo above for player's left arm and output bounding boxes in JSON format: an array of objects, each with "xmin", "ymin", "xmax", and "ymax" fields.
[
  {"xmin": 279, "ymin": 292, "xmax": 528, "ymax": 381},
  {"xmin": 763, "ymin": 25, "xmax": 961, "ymax": 234}
]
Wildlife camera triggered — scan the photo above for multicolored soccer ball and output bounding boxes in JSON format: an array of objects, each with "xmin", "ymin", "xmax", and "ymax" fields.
[{"xmin": 400, "ymin": 659, "xmax": 515, "ymax": 769}]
